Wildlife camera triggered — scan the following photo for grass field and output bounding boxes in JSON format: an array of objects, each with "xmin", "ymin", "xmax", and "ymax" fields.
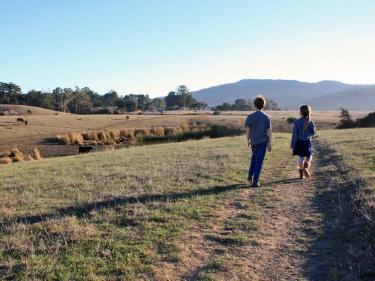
[
  {"xmin": 316, "ymin": 128, "xmax": 375, "ymax": 279},
  {"xmin": 0, "ymin": 134, "xmax": 295, "ymax": 280},
  {"xmin": 1, "ymin": 126, "xmax": 374, "ymax": 280},
  {"xmin": 0, "ymin": 109, "xmax": 368, "ymax": 145}
]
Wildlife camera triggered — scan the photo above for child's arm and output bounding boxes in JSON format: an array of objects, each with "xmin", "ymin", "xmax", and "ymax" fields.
[
  {"xmin": 267, "ymin": 127, "xmax": 272, "ymax": 152},
  {"xmin": 291, "ymin": 122, "xmax": 298, "ymax": 149},
  {"xmin": 310, "ymin": 121, "xmax": 316, "ymax": 136},
  {"xmin": 246, "ymin": 127, "xmax": 251, "ymax": 147}
]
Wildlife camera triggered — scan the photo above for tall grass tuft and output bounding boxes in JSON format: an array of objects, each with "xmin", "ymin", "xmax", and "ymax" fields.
[
  {"xmin": 56, "ymin": 134, "xmax": 70, "ymax": 145},
  {"xmin": 134, "ymin": 128, "xmax": 150, "ymax": 137},
  {"xmin": 68, "ymin": 132, "xmax": 84, "ymax": 145},
  {"xmin": 109, "ymin": 129, "xmax": 120, "ymax": 140},
  {"xmin": 0, "ymin": 156, "xmax": 12, "ymax": 165},
  {"xmin": 32, "ymin": 147, "xmax": 42, "ymax": 160},
  {"xmin": 98, "ymin": 130, "xmax": 108, "ymax": 141},
  {"xmin": 120, "ymin": 128, "xmax": 134, "ymax": 138},
  {"xmin": 151, "ymin": 127, "xmax": 165, "ymax": 137},
  {"xmin": 24, "ymin": 154, "xmax": 34, "ymax": 161},
  {"xmin": 10, "ymin": 147, "xmax": 24, "ymax": 162}
]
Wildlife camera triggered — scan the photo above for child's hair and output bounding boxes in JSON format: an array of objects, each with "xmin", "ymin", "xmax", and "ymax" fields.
[
  {"xmin": 253, "ymin": 95, "xmax": 266, "ymax": 110},
  {"xmin": 300, "ymin": 105, "xmax": 311, "ymax": 118},
  {"xmin": 300, "ymin": 105, "xmax": 312, "ymax": 132}
]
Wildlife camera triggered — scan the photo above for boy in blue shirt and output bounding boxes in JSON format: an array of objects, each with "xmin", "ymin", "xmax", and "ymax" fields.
[{"xmin": 245, "ymin": 96, "xmax": 272, "ymax": 188}]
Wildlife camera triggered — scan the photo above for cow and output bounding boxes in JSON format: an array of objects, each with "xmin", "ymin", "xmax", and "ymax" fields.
[{"xmin": 17, "ymin": 118, "xmax": 28, "ymax": 125}]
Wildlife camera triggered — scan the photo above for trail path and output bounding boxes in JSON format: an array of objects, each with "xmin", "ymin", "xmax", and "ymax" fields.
[{"xmin": 156, "ymin": 151, "xmax": 326, "ymax": 280}]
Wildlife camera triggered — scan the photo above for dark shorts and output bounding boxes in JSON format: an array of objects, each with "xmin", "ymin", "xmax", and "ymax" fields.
[{"xmin": 293, "ymin": 139, "xmax": 313, "ymax": 157}]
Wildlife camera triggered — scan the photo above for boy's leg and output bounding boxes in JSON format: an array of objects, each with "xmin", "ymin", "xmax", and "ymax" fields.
[
  {"xmin": 248, "ymin": 146, "xmax": 257, "ymax": 180},
  {"xmin": 252, "ymin": 142, "xmax": 267, "ymax": 184}
]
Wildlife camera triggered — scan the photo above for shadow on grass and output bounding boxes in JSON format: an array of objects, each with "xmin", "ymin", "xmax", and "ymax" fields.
[
  {"xmin": 302, "ymin": 140, "xmax": 375, "ymax": 281},
  {"xmin": 1, "ymin": 183, "xmax": 248, "ymax": 229}
]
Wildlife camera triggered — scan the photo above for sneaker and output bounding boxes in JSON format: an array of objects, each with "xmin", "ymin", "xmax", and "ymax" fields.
[
  {"xmin": 251, "ymin": 182, "xmax": 261, "ymax": 188},
  {"xmin": 247, "ymin": 176, "xmax": 253, "ymax": 182}
]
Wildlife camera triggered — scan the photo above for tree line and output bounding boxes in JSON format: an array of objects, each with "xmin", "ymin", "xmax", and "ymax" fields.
[
  {"xmin": 338, "ymin": 108, "xmax": 375, "ymax": 128},
  {"xmin": 0, "ymin": 83, "xmax": 207, "ymax": 113},
  {"xmin": 213, "ymin": 98, "xmax": 280, "ymax": 111}
]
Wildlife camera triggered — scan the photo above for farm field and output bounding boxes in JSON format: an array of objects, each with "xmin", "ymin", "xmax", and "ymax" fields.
[
  {"xmin": 1, "ymin": 128, "xmax": 374, "ymax": 280},
  {"xmin": 0, "ymin": 108, "xmax": 368, "ymax": 145}
]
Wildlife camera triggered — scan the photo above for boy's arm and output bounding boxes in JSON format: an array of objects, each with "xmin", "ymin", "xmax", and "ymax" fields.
[
  {"xmin": 246, "ymin": 127, "xmax": 251, "ymax": 147},
  {"xmin": 267, "ymin": 127, "xmax": 272, "ymax": 152}
]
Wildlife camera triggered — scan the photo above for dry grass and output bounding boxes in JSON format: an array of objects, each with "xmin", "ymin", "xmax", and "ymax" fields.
[
  {"xmin": 319, "ymin": 128, "xmax": 375, "ymax": 278},
  {"xmin": 0, "ymin": 156, "xmax": 12, "ymax": 164},
  {"xmin": 24, "ymin": 154, "xmax": 34, "ymax": 161},
  {"xmin": 32, "ymin": 147, "xmax": 42, "ymax": 160},
  {"xmin": 10, "ymin": 147, "xmax": 24, "ymax": 162},
  {"xmin": 0, "ymin": 110, "xmax": 365, "ymax": 146},
  {"xmin": 151, "ymin": 127, "xmax": 165, "ymax": 137},
  {"xmin": 134, "ymin": 127, "xmax": 150, "ymax": 137}
]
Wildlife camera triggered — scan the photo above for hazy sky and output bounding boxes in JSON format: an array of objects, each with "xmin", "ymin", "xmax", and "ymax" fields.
[{"xmin": 1, "ymin": 0, "xmax": 374, "ymax": 97}]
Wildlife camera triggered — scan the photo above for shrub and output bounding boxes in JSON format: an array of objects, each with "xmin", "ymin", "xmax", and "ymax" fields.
[
  {"xmin": 213, "ymin": 110, "xmax": 221, "ymax": 115},
  {"xmin": 356, "ymin": 112, "xmax": 375, "ymax": 128},
  {"xmin": 0, "ymin": 157, "xmax": 12, "ymax": 165},
  {"xmin": 134, "ymin": 128, "xmax": 150, "ymax": 137},
  {"xmin": 32, "ymin": 148, "xmax": 42, "ymax": 160},
  {"xmin": 120, "ymin": 128, "xmax": 134, "ymax": 138},
  {"xmin": 286, "ymin": 117, "xmax": 297, "ymax": 124},
  {"xmin": 338, "ymin": 108, "xmax": 356, "ymax": 129},
  {"xmin": 151, "ymin": 127, "xmax": 165, "ymax": 137}
]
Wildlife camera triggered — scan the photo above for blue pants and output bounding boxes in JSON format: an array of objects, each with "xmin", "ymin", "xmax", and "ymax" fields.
[{"xmin": 248, "ymin": 141, "xmax": 267, "ymax": 183}]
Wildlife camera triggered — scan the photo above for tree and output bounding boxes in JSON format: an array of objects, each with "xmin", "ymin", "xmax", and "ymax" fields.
[
  {"xmin": 150, "ymin": 97, "xmax": 166, "ymax": 111},
  {"xmin": 123, "ymin": 95, "xmax": 138, "ymax": 112},
  {"xmin": 68, "ymin": 89, "xmax": 93, "ymax": 114},
  {"xmin": 136, "ymin": 94, "xmax": 151, "ymax": 111},
  {"xmin": 103, "ymin": 90, "xmax": 119, "ymax": 107},
  {"xmin": 338, "ymin": 107, "xmax": 356, "ymax": 128},
  {"xmin": 0, "ymin": 82, "xmax": 23, "ymax": 104}
]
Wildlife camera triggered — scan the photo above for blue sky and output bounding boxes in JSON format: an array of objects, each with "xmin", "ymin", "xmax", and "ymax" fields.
[{"xmin": 1, "ymin": 0, "xmax": 374, "ymax": 97}]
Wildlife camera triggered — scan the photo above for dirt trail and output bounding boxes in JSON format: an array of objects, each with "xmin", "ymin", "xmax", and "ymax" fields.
[{"xmin": 156, "ymin": 155, "xmax": 325, "ymax": 280}]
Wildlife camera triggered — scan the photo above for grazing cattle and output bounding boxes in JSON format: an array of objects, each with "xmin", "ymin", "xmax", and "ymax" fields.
[
  {"xmin": 79, "ymin": 145, "xmax": 94, "ymax": 154},
  {"xmin": 17, "ymin": 118, "xmax": 28, "ymax": 125}
]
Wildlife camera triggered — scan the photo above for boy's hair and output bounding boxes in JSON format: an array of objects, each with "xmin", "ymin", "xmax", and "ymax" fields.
[
  {"xmin": 253, "ymin": 95, "xmax": 266, "ymax": 110},
  {"xmin": 300, "ymin": 104, "xmax": 311, "ymax": 118}
]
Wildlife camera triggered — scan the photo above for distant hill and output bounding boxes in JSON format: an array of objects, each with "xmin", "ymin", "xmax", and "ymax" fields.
[
  {"xmin": 191, "ymin": 79, "xmax": 375, "ymax": 110},
  {"xmin": 0, "ymin": 105, "xmax": 67, "ymax": 115},
  {"xmin": 306, "ymin": 86, "xmax": 375, "ymax": 111}
]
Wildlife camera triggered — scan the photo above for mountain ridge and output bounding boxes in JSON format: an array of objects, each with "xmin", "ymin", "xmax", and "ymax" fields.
[{"xmin": 191, "ymin": 79, "xmax": 374, "ymax": 110}]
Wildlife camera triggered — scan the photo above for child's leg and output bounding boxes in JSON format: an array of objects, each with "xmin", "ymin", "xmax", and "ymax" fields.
[
  {"xmin": 248, "ymin": 147, "xmax": 257, "ymax": 180},
  {"xmin": 303, "ymin": 155, "xmax": 313, "ymax": 178},
  {"xmin": 298, "ymin": 156, "xmax": 304, "ymax": 179},
  {"xmin": 252, "ymin": 142, "xmax": 267, "ymax": 183}
]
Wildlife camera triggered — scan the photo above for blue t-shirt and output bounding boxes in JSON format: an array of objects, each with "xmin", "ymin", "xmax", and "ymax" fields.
[{"xmin": 245, "ymin": 111, "xmax": 271, "ymax": 146}]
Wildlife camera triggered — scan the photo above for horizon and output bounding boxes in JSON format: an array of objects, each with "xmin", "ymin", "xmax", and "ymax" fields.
[{"xmin": 1, "ymin": 0, "xmax": 375, "ymax": 97}]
